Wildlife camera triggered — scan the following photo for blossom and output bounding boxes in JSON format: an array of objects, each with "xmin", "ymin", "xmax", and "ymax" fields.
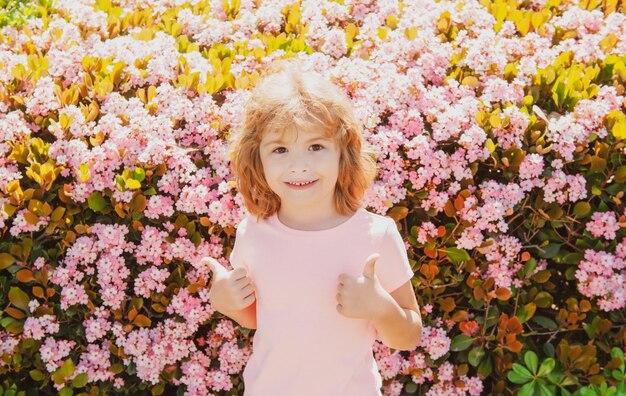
[
  {"xmin": 575, "ymin": 250, "xmax": 626, "ymax": 311},
  {"xmin": 39, "ymin": 337, "xmax": 76, "ymax": 373},
  {"xmin": 586, "ymin": 211, "xmax": 620, "ymax": 241},
  {"xmin": 23, "ymin": 315, "xmax": 60, "ymax": 340},
  {"xmin": 418, "ymin": 325, "xmax": 451, "ymax": 360}
]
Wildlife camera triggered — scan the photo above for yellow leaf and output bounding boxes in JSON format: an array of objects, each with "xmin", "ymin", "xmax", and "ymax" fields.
[
  {"xmin": 494, "ymin": 3, "xmax": 508, "ymax": 21},
  {"xmin": 404, "ymin": 26, "xmax": 417, "ymax": 40},
  {"xmin": 612, "ymin": 120, "xmax": 626, "ymax": 140},
  {"xmin": 489, "ymin": 114, "xmax": 501, "ymax": 128},
  {"xmin": 147, "ymin": 85, "xmax": 157, "ymax": 102},
  {"xmin": 79, "ymin": 164, "xmax": 91, "ymax": 182},
  {"xmin": 377, "ymin": 27, "xmax": 388, "ymax": 40},
  {"xmin": 461, "ymin": 76, "xmax": 479, "ymax": 87},
  {"xmin": 531, "ymin": 12, "xmax": 543, "ymax": 29},
  {"xmin": 345, "ymin": 23, "xmax": 358, "ymax": 40},
  {"xmin": 125, "ymin": 179, "xmax": 141, "ymax": 190},
  {"xmin": 386, "ymin": 15, "xmax": 398, "ymax": 30},
  {"xmin": 485, "ymin": 138, "xmax": 496, "ymax": 153},
  {"xmin": 515, "ymin": 16, "xmax": 530, "ymax": 36},
  {"xmin": 11, "ymin": 64, "xmax": 26, "ymax": 80}
]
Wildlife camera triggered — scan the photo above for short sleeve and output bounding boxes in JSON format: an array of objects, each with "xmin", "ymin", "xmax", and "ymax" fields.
[{"xmin": 376, "ymin": 218, "xmax": 414, "ymax": 293}]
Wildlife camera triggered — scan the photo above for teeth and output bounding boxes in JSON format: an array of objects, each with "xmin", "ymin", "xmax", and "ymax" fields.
[{"xmin": 290, "ymin": 181, "xmax": 314, "ymax": 186}]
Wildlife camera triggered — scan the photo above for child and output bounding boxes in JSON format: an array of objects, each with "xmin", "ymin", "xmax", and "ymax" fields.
[{"xmin": 204, "ymin": 59, "xmax": 422, "ymax": 396}]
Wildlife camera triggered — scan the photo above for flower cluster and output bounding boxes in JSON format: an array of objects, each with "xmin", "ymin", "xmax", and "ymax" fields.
[{"xmin": 575, "ymin": 248, "xmax": 626, "ymax": 312}]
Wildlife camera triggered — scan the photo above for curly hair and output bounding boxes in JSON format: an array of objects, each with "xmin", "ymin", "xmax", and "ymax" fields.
[{"xmin": 227, "ymin": 58, "xmax": 378, "ymax": 221}]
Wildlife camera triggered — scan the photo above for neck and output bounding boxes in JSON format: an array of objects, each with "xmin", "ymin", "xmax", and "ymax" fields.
[{"xmin": 277, "ymin": 206, "xmax": 356, "ymax": 231}]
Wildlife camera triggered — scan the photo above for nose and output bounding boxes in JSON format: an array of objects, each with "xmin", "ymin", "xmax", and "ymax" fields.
[
  {"xmin": 289, "ymin": 156, "xmax": 309, "ymax": 174},
  {"xmin": 289, "ymin": 166, "xmax": 308, "ymax": 174}
]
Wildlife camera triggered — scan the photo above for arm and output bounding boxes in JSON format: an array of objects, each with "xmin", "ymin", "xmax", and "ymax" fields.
[
  {"xmin": 222, "ymin": 299, "xmax": 257, "ymax": 329},
  {"xmin": 370, "ymin": 281, "xmax": 422, "ymax": 351}
]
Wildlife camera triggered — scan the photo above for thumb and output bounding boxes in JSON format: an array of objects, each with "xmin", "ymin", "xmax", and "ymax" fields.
[
  {"xmin": 363, "ymin": 253, "xmax": 380, "ymax": 279},
  {"xmin": 202, "ymin": 257, "xmax": 228, "ymax": 277}
]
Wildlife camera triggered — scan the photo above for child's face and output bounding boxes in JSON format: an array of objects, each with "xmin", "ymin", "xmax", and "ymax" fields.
[{"xmin": 259, "ymin": 125, "xmax": 341, "ymax": 212}]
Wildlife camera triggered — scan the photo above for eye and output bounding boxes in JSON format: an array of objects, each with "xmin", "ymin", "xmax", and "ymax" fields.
[
  {"xmin": 272, "ymin": 147, "xmax": 286, "ymax": 154},
  {"xmin": 310, "ymin": 144, "xmax": 324, "ymax": 151}
]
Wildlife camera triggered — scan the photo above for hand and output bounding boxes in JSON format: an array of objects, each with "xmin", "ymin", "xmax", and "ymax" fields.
[
  {"xmin": 203, "ymin": 256, "xmax": 256, "ymax": 314},
  {"xmin": 336, "ymin": 253, "xmax": 393, "ymax": 321}
]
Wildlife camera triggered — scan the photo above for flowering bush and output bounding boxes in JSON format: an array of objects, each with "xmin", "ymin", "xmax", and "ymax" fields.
[{"xmin": 1, "ymin": 0, "xmax": 625, "ymax": 395}]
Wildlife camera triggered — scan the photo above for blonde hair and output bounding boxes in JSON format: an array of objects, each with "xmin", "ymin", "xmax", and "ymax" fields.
[{"xmin": 227, "ymin": 59, "xmax": 378, "ymax": 221}]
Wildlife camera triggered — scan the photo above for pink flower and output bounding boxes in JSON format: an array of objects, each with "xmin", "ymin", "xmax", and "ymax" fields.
[
  {"xmin": 576, "ymin": 249, "xmax": 626, "ymax": 311},
  {"xmin": 586, "ymin": 211, "xmax": 620, "ymax": 240},
  {"xmin": 39, "ymin": 337, "xmax": 75, "ymax": 373},
  {"xmin": 437, "ymin": 361, "xmax": 455, "ymax": 382},
  {"xmin": 23, "ymin": 315, "xmax": 60, "ymax": 340},
  {"xmin": 418, "ymin": 325, "xmax": 451, "ymax": 360},
  {"xmin": 0, "ymin": 331, "xmax": 19, "ymax": 356},
  {"xmin": 417, "ymin": 221, "xmax": 438, "ymax": 244}
]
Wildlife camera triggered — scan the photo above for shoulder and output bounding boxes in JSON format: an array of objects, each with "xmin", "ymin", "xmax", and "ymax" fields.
[
  {"xmin": 234, "ymin": 212, "xmax": 268, "ymax": 237},
  {"xmin": 360, "ymin": 208, "xmax": 396, "ymax": 236}
]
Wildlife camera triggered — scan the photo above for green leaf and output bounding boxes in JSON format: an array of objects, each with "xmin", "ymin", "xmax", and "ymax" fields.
[
  {"xmin": 72, "ymin": 372, "xmax": 88, "ymax": 388},
  {"xmin": 468, "ymin": 346, "xmax": 486, "ymax": 367},
  {"xmin": 441, "ymin": 247, "xmax": 470, "ymax": 264},
  {"xmin": 518, "ymin": 381, "xmax": 538, "ymax": 396},
  {"xmin": 611, "ymin": 347, "xmax": 624, "ymax": 363},
  {"xmin": 509, "ymin": 363, "xmax": 533, "ymax": 384},
  {"xmin": 574, "ymin": 201, "xmax": 591, "ymax": 217},
  {"xmin": 531, "ymin": 316, "xmax": 558, "ymax": 330},
  {"xmin": 478, "ymin": 354, "xmax": 493, "ymax": 377},
  {"xmin": 579, "ymin": 387, "xmax": 598, "ymax": 396},
  {"xmin": 543, "ymin": 342, "xmax": 555, "ymax": 357},
  {"xmin": 537, "ymin": 358, "xmax": 555, "ymax": 376},
  {"xmin": 450, "ymin": 334, "xmax": 474, "ymax": 351},
  {"xmin": 0, "ymin": 252, "xmax": 16, "ymax": 270},
  {"xmin": 524, "ymin": 350, "xmax": 539, "ymax": 374},
  {"xmin": 144, "ymin": 187, "xmax": 156, "ymax": 195},
  {"xmin": 9, "ymin": 287, "xmax": 30, "ymax": 311},
  {"xmin": 534, "ymin": 292, "xmax": 553, "ymax": 308},
  {"xmin": 536, "ymin": 381, "xmax": 555, "ymax": 396},
  {"xmin": 115, "ymin": 175, "xmax": 125, "ymax": 191},
  {"xmin": 611, "ymin": 369, "xmax": 624, "ymax": 381},
  {"xmin": 508, "ymin": 369, "xmax": 531, "ymax": 384},
  {"xmin": 133, "ymin": 167, "xmax": 146, "ymax": 182},
  {"xmin": 537, "ymin": 243, "xmax": 561, "ymax": 259},
  {"xmin": 29, "ymin": 369, "xmax": 45, "ymax": 381},
  {"xmin": 2, "ymin": 317, "xmax": 23, "ymax": 334},
  {"xmin": 562, "ymin": 252, "xmax": 583, "ymax": 265},
  {"xmin": 58, "ymin": 358, "xmax": 75, "ymax": 378},
  {"xmin": 59, "ymin": 387, "xmax": 73, "ymax": 396},
  {"xmin": 523, "ymin": 258, "xmax": 537, "ymax": 277},
  {"xmin": 87, "ymin": 191, "xmax": 106, "ymax": 212}
]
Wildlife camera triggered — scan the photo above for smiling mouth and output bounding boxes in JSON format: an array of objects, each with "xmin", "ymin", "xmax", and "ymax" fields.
[{"xmin": 285, "ymin": 180, "xmax": 318, "ymax": 187}]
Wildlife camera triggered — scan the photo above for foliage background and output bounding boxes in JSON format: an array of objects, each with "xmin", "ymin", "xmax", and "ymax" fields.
[{"xmin": 0, "ymin": 0, "xmax": 626, "ymax": 395}]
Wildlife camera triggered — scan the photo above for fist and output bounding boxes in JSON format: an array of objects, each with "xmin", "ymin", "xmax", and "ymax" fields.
[
  {"xmin": 203, "ymin": 256, "xmax": 256, "ymax": 314},
  {"xmin": 336, "ymin": 253, "xmax": 391, "ymax": 321}
]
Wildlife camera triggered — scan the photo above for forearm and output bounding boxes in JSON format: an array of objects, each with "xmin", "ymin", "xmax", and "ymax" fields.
[
  {"xmin": 371, "ymin": 297, "xmax": 422, "ymax": 351},
  {"xmin": 222, "ymin": 301, "xmax": 257, "ymax": 329}
]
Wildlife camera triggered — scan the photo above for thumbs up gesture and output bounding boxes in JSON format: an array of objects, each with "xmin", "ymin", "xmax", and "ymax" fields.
[
  {"xmin": 336, "ymin": 253, "xmax": 393, "ymax": 320},
  {"xmin": 202, "ymin": 256, "xmax": 256, "ymax": 314}
]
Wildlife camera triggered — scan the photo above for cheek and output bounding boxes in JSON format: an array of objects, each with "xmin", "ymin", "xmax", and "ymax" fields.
[{"xmin": 261, "ymin": 162, "xmax": 282, "ymax": 183}]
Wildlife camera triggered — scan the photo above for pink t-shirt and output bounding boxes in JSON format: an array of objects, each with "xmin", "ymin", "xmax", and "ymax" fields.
[{"xmin": 229, "ymin": 207, "xmax": 415, "ymax": 396}]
